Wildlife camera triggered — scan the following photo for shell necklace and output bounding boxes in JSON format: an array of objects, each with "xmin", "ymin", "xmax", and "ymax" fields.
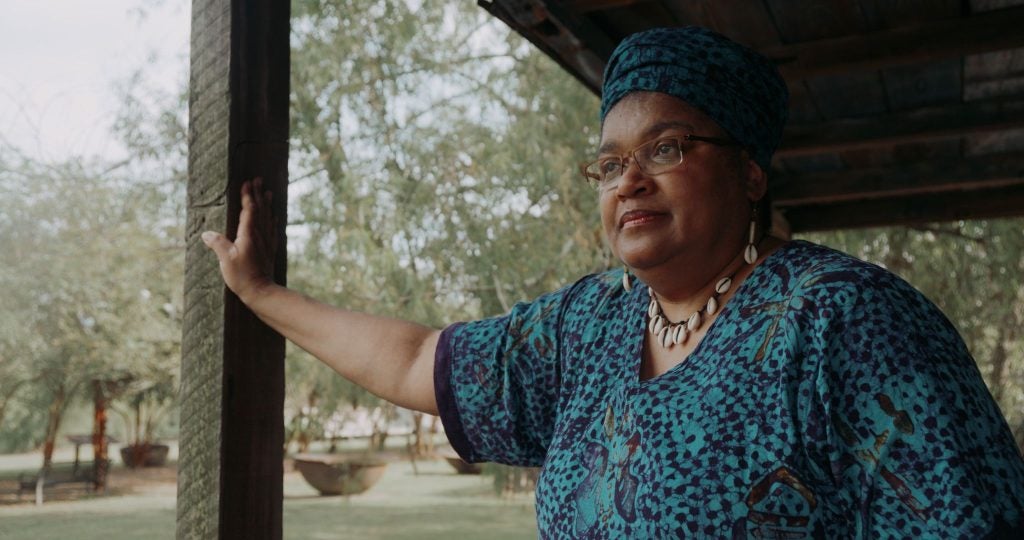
[{"xmin": 645, "ymin": 238, "xmax": 759, "ymax": 350}]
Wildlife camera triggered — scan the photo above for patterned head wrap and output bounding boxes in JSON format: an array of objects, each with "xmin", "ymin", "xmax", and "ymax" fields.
[{"xmin": 600, "ymin": 27, "xmax": 789, "ymax": 171}]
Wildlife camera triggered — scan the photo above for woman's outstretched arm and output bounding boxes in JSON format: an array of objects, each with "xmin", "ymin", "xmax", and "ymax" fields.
[{"xmin": 201, "ymin": 178, "xmax": 440, "ymax": 415}]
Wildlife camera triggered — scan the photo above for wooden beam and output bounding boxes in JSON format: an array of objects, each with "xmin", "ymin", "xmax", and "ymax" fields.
[
  {"xmin": 567, "ymin": 0, "xmax": 653, "ymax": 14},
  {"xmin": 764, "ymin": 5, "xmax": 1024, "ymax": 81},
  {"xmin": 782, "ymin": 183, "xmax": 1024, "ymax": 232},
  {"xmin": 479, "ymin": 0, "xmax": 610, "ymax": 93},
  {"xmin": 778, "ymin": 97, "xmax": 1024, "ymax": 157},
  {"xmin": 773, "ymin": 152, "xmax": 1024, "ymax": 205},
  {"xmin": 178, "ymin": 0, "xmax": 289, "ymax": 538}
]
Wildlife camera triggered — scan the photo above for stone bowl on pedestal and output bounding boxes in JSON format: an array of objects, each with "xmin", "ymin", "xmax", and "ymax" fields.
[
  {"xmin": 439, "ymin": 450, "xmax": 482, "ymax": 474},
  {"xmin": 120, "ymin": 443, "xmax": 170, "ymax": 468},
  {"xmin": 293, "ymin": 453, "xmax": 389, "ymax": 496}
]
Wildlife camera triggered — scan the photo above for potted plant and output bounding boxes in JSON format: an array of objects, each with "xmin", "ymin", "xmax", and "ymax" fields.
[{"xmin": 115, "ymin": 373, "xmax": 175, "ymax": 468}]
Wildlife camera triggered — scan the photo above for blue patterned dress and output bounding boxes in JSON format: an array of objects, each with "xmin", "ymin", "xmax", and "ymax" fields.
[{"xmin": 434, "ymin": 241, "xmax": 1024, "ymax": 538}]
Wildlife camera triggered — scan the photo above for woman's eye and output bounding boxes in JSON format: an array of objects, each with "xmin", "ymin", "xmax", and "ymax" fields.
[
  {"xmin": 651, "ymin": 140, "xmax": 680, "ymax": 160},
  {"xmin": 600, "ymin": 160, "xmax": 622, "ymax": 175},
  {"xmin": 655, "ymin": 143, "xmax": 674, "ymax": 155}
]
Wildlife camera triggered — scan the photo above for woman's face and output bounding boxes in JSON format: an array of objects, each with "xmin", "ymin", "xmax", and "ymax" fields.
[{"xmin": 598, "ymin": 92, "xmax": 763, "ymax": 271}]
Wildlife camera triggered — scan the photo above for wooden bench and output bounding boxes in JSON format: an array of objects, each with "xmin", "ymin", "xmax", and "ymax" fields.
[{"xmin": 16, "ymin": 460, "xmax": 107, "ymax": 500}]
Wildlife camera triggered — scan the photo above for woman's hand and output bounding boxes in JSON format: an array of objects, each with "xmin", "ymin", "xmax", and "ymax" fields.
[
  {"xmin": 201, "ymin": 177, "xmax": 278, "ymax": 303},
  {"xmin": 199, "ymin": 176, "xmax": 440, "ymax": 414}
]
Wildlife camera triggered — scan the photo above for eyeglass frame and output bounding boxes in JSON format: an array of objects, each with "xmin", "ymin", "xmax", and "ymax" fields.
[{"xmin": 580, "ymin": 133, "xmax": 741, "ymax": 190}]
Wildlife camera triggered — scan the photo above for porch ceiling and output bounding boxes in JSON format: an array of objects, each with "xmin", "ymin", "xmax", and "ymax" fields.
[{"xmin": 480, "ymin": 0, "xmax": 1024, "ymax": 231}]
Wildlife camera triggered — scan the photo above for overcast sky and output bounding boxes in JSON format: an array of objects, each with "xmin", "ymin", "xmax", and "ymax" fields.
[{"xmin": 0, "ymin": 0, "xmax": 190, "ymax": 162}]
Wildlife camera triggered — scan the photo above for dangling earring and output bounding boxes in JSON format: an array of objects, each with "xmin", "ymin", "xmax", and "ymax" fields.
[
  {"xmin": 622, "ymin": 266, "xmax": 633, "ymax": 292},
  {"xmin": 744, "ymin": 204, "xmax": 758, "ymax": 264}
]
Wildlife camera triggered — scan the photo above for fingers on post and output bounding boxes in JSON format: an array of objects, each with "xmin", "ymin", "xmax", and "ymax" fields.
[
  {"xmin": 241, "ymin": 179, "xmax": 252, "ymax": 208},
  {"xmin": 201, "ymin": 231, "xmax": 233, "ymax": 260},
  {"xmin": 263, "ymin": 189, "xmax": 275, "ymax": 241},
  {"xmin": 238, "ymin": 180, "xmax": 257, "ymax": 241},
  {"xmin": 239, "ymin": 177, "xmax": 276, "ymax": 253},
  {"xmin": 250, "ymin": 177, "xmax": 263, "ymax": 212}
]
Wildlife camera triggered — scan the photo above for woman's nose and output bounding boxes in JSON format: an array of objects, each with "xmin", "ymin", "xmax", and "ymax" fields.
[{"xmin": 614, "ymin": 159, "xmax": 651, "ymax": 197}]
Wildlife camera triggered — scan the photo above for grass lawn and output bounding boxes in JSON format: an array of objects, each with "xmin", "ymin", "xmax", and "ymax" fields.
[
  {"xmin": 0, "ymin": 446, "xmax": 537, "ymax": 539},
  {"xmin": 282, "ymin": 458, "xmax": 537, "ymax": 540}
]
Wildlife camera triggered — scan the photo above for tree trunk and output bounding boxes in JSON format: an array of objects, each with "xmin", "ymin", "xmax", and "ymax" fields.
[
  {"xmin": 368, "ymin": 404, "xmax": 395, "ymax": 452},
  {"xmin": 369, "ymin": 431, "xmax": 388, "ymax": 451},
  {"xmin": 92, "ymin": 380, "xmax": 109, "ymax": 492},
  {"xmin": 135, "ymin": 400, "xmax": 143, "ymax": 445},
  {"xmin": 411, "ymin": 411, "xmax": 424, "ymax": 457},
  {"xmin": 41, "ymin": 384, "xmax": 67, "ymax": 469},
  {"xmin": 36, "ymin": 383, "xmax": 68, "ymax": 505},
  {"xmin": 426, "ymin": 415, "xmax": 438, "ymax": 455},
  {"xmin": 297, "ymin": 431, "xmax": 311, "ymax": 454}
]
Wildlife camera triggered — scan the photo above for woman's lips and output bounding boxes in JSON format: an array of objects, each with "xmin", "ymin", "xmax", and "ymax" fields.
[{"xmin": 619, "ymin": 210, "xmax": 665, "ymax": 228}]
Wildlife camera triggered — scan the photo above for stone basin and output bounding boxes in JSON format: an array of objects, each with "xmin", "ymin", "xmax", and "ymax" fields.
[
  {"xmin": 293, "ymin": 453, "xmax": 389, "ymax": 496},
  {"xmin": 439, "ymin": 451, "xmax": 482, "ymax": 475}
]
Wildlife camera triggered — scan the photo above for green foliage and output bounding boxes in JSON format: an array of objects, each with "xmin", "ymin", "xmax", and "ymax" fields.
[
  {"xmin": 285, "ymin": 0, "xmax": 1024, "ymax": 470},
  {"xmin": 0, "ymin": 80, "xmax": 185, "ymax": 451},
  {"xmin": 285, "ymin": 0, "xmax": 604, "ymax": 436},
  {"xmin": 7, "ymin": 0, "xmax": 1018, "ymax": 486}
]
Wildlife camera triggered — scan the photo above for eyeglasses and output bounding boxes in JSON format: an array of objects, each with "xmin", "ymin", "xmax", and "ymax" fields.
[{"xmin": 581, "ymin": 134, "xmax": 739, "ymax": 190}]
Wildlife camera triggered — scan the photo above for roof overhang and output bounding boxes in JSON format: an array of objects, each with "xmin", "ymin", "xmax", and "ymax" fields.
[{"xmin": 480, "ymin": 0, "xmax": 1024, "ymax": 231}]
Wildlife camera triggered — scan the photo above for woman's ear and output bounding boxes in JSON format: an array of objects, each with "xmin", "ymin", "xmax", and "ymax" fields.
[{"xmin": 744, "ymin": 157, "xmax": 768, "ymax": 202}]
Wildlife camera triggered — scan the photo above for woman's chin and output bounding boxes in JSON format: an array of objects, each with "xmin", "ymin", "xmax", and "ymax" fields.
[{"xmin": 619, "ymin": 251, "xmax": 668, "ymax": 272}]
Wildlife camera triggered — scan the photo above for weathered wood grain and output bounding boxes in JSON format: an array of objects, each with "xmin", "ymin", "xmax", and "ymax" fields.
[
  {"xmin": 763, "ymin": 5, "xmax": 1024, "ymax": 81},
  {"xmin": 781, "ymin": 183, "xmax": 1024, "ymax": 231},
  {"xmin": 178, "ymin": 1, "xmax": 231, "ymax": 537},
  {"xmin": 765, "ymin": 0, "xmax": 867, "ymax": 43},
  {"xmin": 177, "ymin": 0, "xmax": 289, "ymax": 538},
  {"xmin": 773, "ymin": 151, "xmax": 1024, "ymax": 206},
  {"xmin": 779, "ymin": 97, "xmax": 1024, "ymax": 157}
]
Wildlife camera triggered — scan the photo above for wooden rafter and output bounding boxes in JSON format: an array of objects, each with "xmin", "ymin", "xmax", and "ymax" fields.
[
  {"xmin": 778, "ymin": 97, "xmax": 1024, "ymax": 157},
  {"xmin": 773, "ymin": 152, "xmax": 1024, "ymax": 206},
  {"xmin": 764, "ymin": 5, "xmax": 1024, "ymax": 81},
  {"xmin": 479, "ymin": 0, "xmax": 610, "ymax": 93},
  {"xmin": 482, "ymin": 0, "xmax": 1024, "ymax": 226},
  {"xmin": 781, "ymin": 183, "xmax": 1024, "ymax": 231},
  {"xmin": 567, "ymin": 0, "xmax": 653, "ymax": 14}
]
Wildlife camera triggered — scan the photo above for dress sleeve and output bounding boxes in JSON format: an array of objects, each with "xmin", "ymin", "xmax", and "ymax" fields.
[
  {"xmin": 434, "ymin": 282, "xmax": 581, "ymax": 466},
  {"xmin": 800, "ymin": 266, "xmax": 1024, "ymax": 537}
]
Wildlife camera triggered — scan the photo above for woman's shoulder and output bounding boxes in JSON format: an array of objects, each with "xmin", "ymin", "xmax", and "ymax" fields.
[
  {"xmin": 558, "ymin": 268, "xmax": 635, "ymax": 314},
  {"xmin": 772, "ymin": 240, "xmax": 890, "ymax": 280},
  {"xmin": 494, "ymin": 269, "xmax": 629, "ymax": 327},
  {"xmin": 771, "ymin": 240, "xmax": 916, "ymax": 302},
  {"xmin": 773, "ymin": 240, "xmax": 962, "ymax": 345}
]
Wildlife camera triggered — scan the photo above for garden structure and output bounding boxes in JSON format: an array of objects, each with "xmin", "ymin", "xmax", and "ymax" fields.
[
  {"xmin": 16, "ymin": 435, "xmax": 116, "ymax": 503},
  {"xmin": 178, "ymin": 1, "xmax": 1024, "ymax": 538}
]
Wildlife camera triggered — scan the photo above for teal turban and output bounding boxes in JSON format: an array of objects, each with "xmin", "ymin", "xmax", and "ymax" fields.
[{"xmin": 600, "ymin": 27, "xmax": 789, "ymax": 171}]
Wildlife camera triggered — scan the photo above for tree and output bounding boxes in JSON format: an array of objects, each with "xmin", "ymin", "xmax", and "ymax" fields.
[
  {"xmin": 0, "ymin": 133, "xmax": 184, "ymax": 462},
  {"xmin": 285, "ymin": 1, "xmax": 603, "ymax": 452}
]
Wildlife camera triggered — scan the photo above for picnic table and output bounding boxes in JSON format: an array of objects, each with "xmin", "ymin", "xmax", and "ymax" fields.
[{"xmin": 16, "ymin": 434, "xmax": 117, "ymax": 502}]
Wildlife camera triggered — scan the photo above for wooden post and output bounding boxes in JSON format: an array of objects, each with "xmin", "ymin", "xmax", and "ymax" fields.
[{"xmin": 178, "ymin": 0, "xmax": 289, "ymax": 538}]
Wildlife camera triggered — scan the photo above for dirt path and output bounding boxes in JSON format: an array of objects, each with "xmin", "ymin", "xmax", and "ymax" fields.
[{"xmin": 0, "ymin": 462, "xmax": 178, "ymax": 506}]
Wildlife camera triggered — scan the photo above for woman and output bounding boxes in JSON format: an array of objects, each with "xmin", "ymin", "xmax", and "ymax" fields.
[{"xmin": 202, "ymin": 26, "xmax": 1024, "ymax": 538}]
